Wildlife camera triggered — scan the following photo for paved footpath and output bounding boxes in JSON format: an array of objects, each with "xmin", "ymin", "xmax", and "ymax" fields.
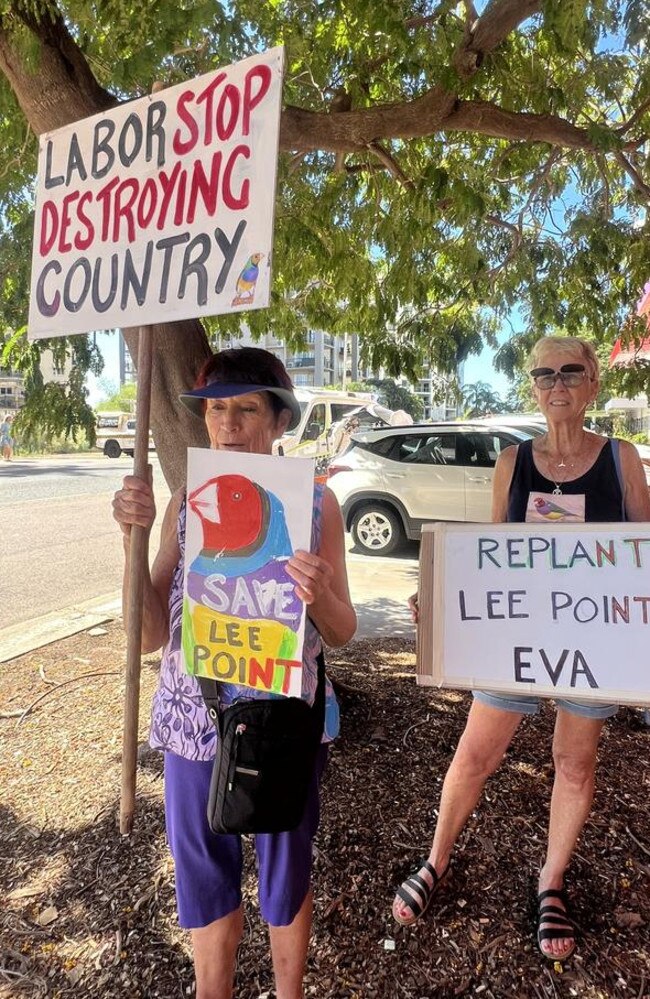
[{"xmin": 0, "ymin": 547, "xmax": 419, "ymax": 664}]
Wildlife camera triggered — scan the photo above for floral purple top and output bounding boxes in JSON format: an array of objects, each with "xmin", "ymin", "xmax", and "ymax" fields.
[{"xmin": 149, "ymin": 482, "xmax": 339, "ymax": 761}]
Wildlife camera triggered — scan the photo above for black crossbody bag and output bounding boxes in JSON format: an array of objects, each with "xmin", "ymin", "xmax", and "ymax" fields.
[{"xmin": 197, "ymin": 651, "xmax": 326, "ymax": 835}]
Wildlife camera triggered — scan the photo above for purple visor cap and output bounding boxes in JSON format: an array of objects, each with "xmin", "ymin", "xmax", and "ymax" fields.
[{"xmin": 179, "ymin": 381, "xmax": 301, "ymax": 431}]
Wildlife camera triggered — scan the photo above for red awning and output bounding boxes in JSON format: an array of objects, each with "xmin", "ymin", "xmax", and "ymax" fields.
[
  {"xmin": 609, "ymin": 279, "xmax": 650, "ymax": 367},
  {"xmin": 609, "ymin": 335, "xmax": 650, "ymax": 367}
]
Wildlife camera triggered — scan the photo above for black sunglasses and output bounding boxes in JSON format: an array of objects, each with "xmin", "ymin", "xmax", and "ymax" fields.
[{"xmin": 529, "ymin": 364, "xmax": 588, "ymax": 390}]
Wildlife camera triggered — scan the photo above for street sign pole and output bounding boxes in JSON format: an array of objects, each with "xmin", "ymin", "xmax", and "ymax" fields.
[{"xmin": 119, "ymin": 324, "xmax": 154, "ymax": 835}]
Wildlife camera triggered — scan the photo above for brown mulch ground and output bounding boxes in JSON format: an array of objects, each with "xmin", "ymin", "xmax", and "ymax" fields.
[{"xmin": 1, "ymin": 624, "xmax": 649, "ymax": 999}]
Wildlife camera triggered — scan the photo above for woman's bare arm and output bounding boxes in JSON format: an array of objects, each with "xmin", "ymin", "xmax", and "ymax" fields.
[
  {"xmin": 114, "ymin": 480, "xmax": 183, "ymax": 653},
  {"xmin": 491, "ymin": 444, "xmax": 518, "ymax": 523},
  {"xmin": 618, "ymin": 440, "xmax": 650, "ymax": 522},
  {"xmin": 286, "ymin": 488, "xmax": 357, "ymax": 648}
]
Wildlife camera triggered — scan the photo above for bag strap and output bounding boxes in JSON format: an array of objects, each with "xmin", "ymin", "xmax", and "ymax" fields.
[
  {"xmin": 312, "ymin": 648, "xmax": 326, "ymax": 740},
  {"xmin": 197, "ymin": 646, "xmax": 327, "ymax": 740},
  {"xmin": 610, "ymin": 438, "xmax": 627, "ymax": 521},
  {"xmin": 197, "ymin": 674, "xmax": 224, "ymax": 734}
]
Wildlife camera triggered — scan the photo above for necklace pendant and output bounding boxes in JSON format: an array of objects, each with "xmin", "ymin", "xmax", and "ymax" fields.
[
  {"xmin": 557, "ymin": 460, "xmax": 566, "ymax": 468},
  {"xmin": 552, "ymin": 485, "xmax": 563, "ymax": 496}
]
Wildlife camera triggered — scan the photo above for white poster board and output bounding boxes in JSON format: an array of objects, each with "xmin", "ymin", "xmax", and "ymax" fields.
[
  {"xmin": 416, "ymin": 522, "xmax": 650, "ymax": 705},
  {"xmin": 181, "ymin": 448, "xmax": 314, "ymax": 698},
  {"xmin": 28, "ymin": 47, "xmax": 284, "ymax": 339}
]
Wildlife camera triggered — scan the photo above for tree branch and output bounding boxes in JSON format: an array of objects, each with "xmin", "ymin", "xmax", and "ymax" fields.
[
  {"xmin": 367, "ymin": 141, "xmax": 413, "ymax": 188},
  {"xmin": 404, "ymin": 2, "xmax": 455, "ymax": 31},
  {"xmin": 454, "ymin": 0, "xmax": 543, "ymax": 79},
  {"xmin": 614, "ymin": 151, "xmax": 650, "ymax": 203},
  {"xmin": 616, "ymin": 96, "xmax": 650, "ymax": 136},
  {"xmin": 280, "ymin": 98, "xmax": 595, "ymax": 153},
  {"xmin": 469, "ymin": 0, "xmax": 542, "ymax": 52}
]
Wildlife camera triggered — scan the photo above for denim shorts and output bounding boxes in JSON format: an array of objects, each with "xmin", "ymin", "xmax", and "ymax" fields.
[
  {"xmin": 472, "ymin": 689, "xmax": 618, "ymax": 720},
  {"xmin": 164, "ymin": 745, "xmax": 328, "ymax": 929}
]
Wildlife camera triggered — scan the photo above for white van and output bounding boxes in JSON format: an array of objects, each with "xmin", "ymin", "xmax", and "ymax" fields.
[
  {"xmin": 274, "ymin": 389, "xmax": 375, "ymax": 460},
  {"xmin": 95, "ymin": 411, "xmax": 154, "ymax": 458}
]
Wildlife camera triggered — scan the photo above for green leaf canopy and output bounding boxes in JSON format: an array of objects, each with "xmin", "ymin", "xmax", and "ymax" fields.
[{"xmin": 1, "ymin": 0, "xmax": 649, "ymax": 483}]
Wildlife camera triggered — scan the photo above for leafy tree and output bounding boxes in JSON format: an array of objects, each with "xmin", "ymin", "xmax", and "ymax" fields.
[
  {"xmin": 504, "ymin": 374, "xmax": 535, "ymax": 413},
  {"xmin": 1, "ymin": 1, "xmax": 650, "ymax": 485},
  {"xmin": 366, "ymin": 378, "xmax": 425, "ymax": 420},
  {"xmin": 462, "ymin": 380, "xmax": 504, "ymax": 417},
  {"xmin": 327, "ymin": 377, "xmax": 425, "ymax": 419},
  {"xmin": 95, "ymin": 382, "xmax": 137, "ymax": 413}
]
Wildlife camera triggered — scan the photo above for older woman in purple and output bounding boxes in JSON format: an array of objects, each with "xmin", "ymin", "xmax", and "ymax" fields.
[{"xmin": 113, "ymin": 347, "xmax": 356, "ymax": 999}]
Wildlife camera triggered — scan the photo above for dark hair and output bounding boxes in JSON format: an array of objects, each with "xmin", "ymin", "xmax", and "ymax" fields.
[{"xmin": 194, "ymin": 347, "xmax": 294, "ymax": 419}]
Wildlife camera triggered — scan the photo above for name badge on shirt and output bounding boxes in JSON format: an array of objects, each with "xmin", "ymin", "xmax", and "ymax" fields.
[{"xmin": 526, "ymin": 491, "xmax": 585, "ymax": 523}]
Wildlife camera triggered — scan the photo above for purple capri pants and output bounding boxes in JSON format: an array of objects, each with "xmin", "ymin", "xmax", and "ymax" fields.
[{"xmin": 164, "ymin": 745, "xmax": 328, "ymax": 929}]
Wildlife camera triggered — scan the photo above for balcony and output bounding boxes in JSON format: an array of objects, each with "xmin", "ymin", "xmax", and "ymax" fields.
[{"xmin": 286, "ymin": 356, "xmax": 316, "ymax": 369}]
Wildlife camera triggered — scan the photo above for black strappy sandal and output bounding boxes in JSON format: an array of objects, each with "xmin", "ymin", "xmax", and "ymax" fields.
[
  {"xmin": 536, "ymin": 888, "xmax": 577, "ymax": 961},
  {"xmin": 392, "ymin": 859, "xmax": 449, "ymax": 926}
]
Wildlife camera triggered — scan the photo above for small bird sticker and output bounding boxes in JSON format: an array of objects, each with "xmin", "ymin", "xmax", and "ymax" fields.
[
  {"xmin": 533, "ymin": 496, "xmax": 573, "ymax": 520},
  {"xmin": 231, "ymin": 253, "xmax": 264, "ymax": 306}
]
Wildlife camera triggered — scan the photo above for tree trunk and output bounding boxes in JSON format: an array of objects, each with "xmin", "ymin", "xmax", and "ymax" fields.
[{"xmin": 122, "ymin": 323, "xmax": 211, "ymax": 492}]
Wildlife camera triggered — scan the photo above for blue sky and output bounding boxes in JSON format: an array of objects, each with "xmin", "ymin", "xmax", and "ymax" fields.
[
  {"xmin": 86, "ymin": 330, "xmax": 121, "ymax": 405},
  {"xmin": 463, "ymin": 345, "xmax": 511, "ymax": 396}
]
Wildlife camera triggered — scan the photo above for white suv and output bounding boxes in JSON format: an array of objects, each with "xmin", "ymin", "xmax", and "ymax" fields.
[{"xmin": 328, "ymin": 422, "xmax": 532, "ymax": 555}]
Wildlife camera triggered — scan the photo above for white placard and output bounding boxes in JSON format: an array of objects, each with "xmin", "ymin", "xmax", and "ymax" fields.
[
  {"xmin": 28, "ymin": 47, "xmax": 284, "ymax": 339},
  {"xmin": 181, "ymin": 448, "xmax": 314, "ymax": 698},
  {"xmin": 419, "ymin": 523, "xmax": 650, "ymax": 705}
]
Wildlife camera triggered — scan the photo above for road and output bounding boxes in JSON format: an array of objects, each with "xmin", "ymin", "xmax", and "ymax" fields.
[
  {"xmin": 0, "ymin": 454, "xmax": 170, "ymax": 628},
  {"xmin": 0, "ymin": 453, "xmax": 418, "ymax": 642}
]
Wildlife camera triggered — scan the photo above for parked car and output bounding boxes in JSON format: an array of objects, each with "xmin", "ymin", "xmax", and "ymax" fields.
[
  {"xmin": 94, "ymin": 411, "xmax": 154, "ymax": 458},
  {"xmin": 273, "ymin": 389, "xmax": 411, "ymax": 473},
  {"xmin": 274, "ymin": 389, "xmax": 375, "ymax": 460},
  {"xmin": 474, "ymin": 414, "xmax": 547, "ymax": 437},
  {"xmin": 327, "ymin": 422, "xmax": 533, "ymax": 555}
]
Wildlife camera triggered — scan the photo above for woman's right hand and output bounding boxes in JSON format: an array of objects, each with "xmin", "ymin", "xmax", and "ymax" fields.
[
  {"xmin": 112, "ymin": 473, "xmax": 156, "ymax": 538},
  {"xmin": 408, "ymin": 592, "xmax": 419, "ymax": 625}
]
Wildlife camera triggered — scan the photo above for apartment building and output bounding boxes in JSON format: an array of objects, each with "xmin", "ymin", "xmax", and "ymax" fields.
[
  {"xmin": 0, "ymin": 350, "xmax": 70, "ymax": 413},
  {"xmin": 410, "ymin": 361, "xmax": 465, "ymax": 421},
  {"xmin": 0, "ymin": 367, "xmax": 24, "ymax": 412},
  {"xmin": 213, "ymin": 328, "xmax": 361, "ymax": 387}
]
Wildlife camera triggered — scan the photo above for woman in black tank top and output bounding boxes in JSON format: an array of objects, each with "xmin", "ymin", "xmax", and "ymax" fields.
[{"xmin": 393, "ymin": 336, "xmax": 650, "ymax": 963}]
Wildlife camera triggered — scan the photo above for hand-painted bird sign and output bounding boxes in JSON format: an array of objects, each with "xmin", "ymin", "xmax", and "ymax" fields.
[{"xmin": 182, "ymin": 449, "xmax": 314, "ymax": 697}]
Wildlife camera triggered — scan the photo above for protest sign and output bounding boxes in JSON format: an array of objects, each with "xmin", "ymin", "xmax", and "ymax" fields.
[
  {"xmin": 182, "ymin": 448, "xmax": 314, "ymax": 698},
  {"xmin": 28, "ymin": 47, "xmax": 284, "ymax": 339},
  {"xmin": 416, "ymin": 522, "xmax": 650, "ymax": 705}
]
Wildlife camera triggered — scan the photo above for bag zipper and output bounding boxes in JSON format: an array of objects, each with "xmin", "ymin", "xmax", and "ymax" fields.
[{"xmin": 228, "ymin": 723, "xmax": 260, "ymax": 789}]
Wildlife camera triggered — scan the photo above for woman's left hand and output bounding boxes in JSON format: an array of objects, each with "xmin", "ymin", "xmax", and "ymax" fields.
[{"xmin": 286, "ymin": 549, "xmax": 333, "ymax": 605}]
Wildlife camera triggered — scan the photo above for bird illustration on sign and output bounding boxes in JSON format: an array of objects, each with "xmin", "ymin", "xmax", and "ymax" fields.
[
  {"xmin": 533, "ymin": 496, "xmax": 576, "ymax": 520},
  {"xmin": 182, "ymin": 472, "xmax": 304, "ymax": 695},
  {"xmin": 231, "ymin": 253, "xmax": 264, "ymax": 306}
]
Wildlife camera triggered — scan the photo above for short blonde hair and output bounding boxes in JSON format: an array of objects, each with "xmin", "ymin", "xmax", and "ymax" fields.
[{"xmin": 528, "ymin": 336, "xmax": 599, "ymax": 381}]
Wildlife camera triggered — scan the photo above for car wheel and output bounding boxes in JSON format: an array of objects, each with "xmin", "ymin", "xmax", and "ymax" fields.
[
  {"xmin": 351, "ymin": 504, "xmax": 403, "ymax": 555},
  {"xmin": 104, "ymin": 439, "xmax": 122, "ymax": 458}
]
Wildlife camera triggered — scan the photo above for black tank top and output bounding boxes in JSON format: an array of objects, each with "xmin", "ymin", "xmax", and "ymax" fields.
[{"xmin": 507, "ymin": 438, "xmax": 624, "ymax": 523}]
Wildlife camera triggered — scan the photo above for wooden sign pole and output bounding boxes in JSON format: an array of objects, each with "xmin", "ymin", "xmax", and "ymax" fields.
[
  {"xmin": 119, "ymin": 324, "xmax": 154, "ymax": 835},
  {"xmin": 416, "ymin": 526, "xmax": 435, "ymax": 681}
]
